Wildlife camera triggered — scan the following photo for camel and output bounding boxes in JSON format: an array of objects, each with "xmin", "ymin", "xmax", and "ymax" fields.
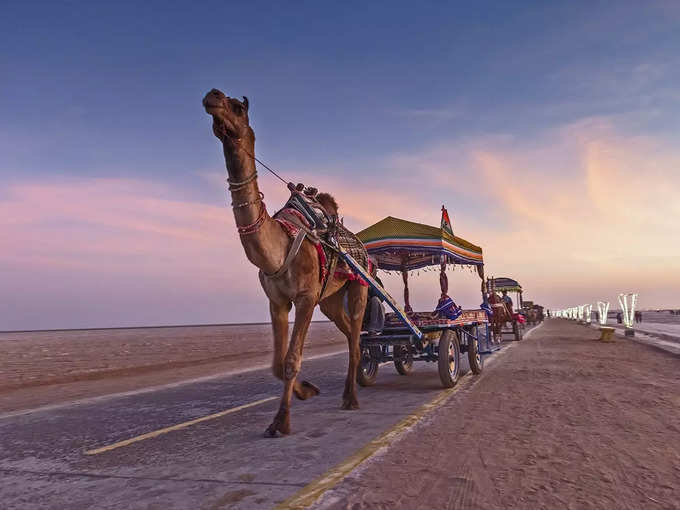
[
  {"xmin": 526, "ymin": 307, "xmax": 539, "ymax": 326},
  {"xmin": 202, "ymin": 88, "xmax": 368, "ymax": 437},
  {"xmin": 487, "ymin": 290, "xmax": 513, "ymax": 343}
]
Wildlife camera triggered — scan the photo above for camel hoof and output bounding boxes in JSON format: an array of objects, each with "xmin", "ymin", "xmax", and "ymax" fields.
[
  {"xmin": 264, "ymin": 421, "xmax": 290, "ymax": 437},
  {"xmin": 302, "ymin": 380, "xmax": 321, "ymax": 395},
  {"xmin": 294, "ymin": 380, "xmax": 321, "ymax": 401},
  {"xmin": 264, "ymin": 425, "xmax": 279, "ymax": 438}
]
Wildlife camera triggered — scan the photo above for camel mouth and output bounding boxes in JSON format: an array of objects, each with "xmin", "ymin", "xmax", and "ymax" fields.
[
  {"xmin": 202, "ymin": 96, "xmax": 226, "ymax": 114},
  {"xmin": 203, "ymin": 89, "xmax": 245, "ymax": 140},
  {"xmin": 202, "ymin": 90, "xmax": 228, "ymax": 115},
  {"xmin": 204, "ymin": 104, "xmax": 226, "ymax": 116}
]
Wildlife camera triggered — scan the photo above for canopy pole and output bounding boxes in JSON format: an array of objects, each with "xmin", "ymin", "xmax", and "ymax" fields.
[
  {"xmin": 401, "ymin": 267, "xmax": 412, "ymax": 313},
  {"xmin": 478, "ymin": 266, "xmax": 486, "ymax": 297},
  {"xmin": 439, "ymin": 258, "xmax": 448, "ymax": 297}
]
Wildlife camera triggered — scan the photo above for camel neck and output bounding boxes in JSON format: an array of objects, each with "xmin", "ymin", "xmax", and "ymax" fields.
[
  {"xmin": 224, "ymin": 137, "xmax": 261, "ymax": 224},
  {"xmin": 223, "ymin": 136, "xmax": 288, "ymax": 274},
  {"xmin": 223, "ymin": 134, "xmax": 256, "ymax": 180}
]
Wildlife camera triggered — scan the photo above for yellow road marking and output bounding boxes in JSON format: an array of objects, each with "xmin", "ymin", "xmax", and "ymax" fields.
[
  {"xmin": 85, "ymin": 396, "xmax": 277, "ymax": 455},
  {"xmin": 276, "ymin": 381, "xmax": 471, "ymax": 509}
]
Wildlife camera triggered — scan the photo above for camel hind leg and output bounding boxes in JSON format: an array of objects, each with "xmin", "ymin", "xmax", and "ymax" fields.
[{"xmin": 320, "ymin": 282, "xmax": 367, "ymax": 410}]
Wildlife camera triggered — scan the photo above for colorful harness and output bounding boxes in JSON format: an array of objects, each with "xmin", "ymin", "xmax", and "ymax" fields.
[{"xmin": 269, "ymin": 183, "xmax": 369, "ymax": 298}]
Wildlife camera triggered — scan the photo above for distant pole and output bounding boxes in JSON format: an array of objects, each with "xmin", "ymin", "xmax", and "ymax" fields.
[
  {"xmin": 584, "ymin": 304, "xmax": 593, "ymax": 326},
  {"xmin": 597, "ymin": 301, "xmax": 610, "ymax": 326},
  {"xmin": 618, "ymin": 293, "xmax": 638, "ymax": 337}
]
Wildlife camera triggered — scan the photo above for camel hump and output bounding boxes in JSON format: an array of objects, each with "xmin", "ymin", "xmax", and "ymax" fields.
[
  {"xmin": 316, "ymin": 192, "xmax": 338, "ymax": 216},
  {"xmin": 336, "ymin": 224, "xmax": 369, "ymax": 270}
]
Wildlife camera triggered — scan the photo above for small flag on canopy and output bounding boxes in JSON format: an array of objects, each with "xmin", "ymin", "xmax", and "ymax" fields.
[{"xmin": 441, "ymin": 205, "xmax": 453, "ymax": 237}]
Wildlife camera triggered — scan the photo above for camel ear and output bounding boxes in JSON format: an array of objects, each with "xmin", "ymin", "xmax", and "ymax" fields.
[{"xmin": 242, "ymin": 96, "xmax": 249, "ymax": 111}]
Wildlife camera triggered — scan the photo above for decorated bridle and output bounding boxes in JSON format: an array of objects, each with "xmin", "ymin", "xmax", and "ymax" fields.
[{"xmin": 227, "ymin": 170, "xmax": 267, "ymax": 236}]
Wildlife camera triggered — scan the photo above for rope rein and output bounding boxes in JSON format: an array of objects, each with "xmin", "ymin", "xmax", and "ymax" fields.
[{"xmin": 239, "ymin": 145, "xmax": 289, "ymax": 185}]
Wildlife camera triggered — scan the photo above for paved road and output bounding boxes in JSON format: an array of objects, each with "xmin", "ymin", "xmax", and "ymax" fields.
[
  {"xmin": 314, "ymin": 320, "xmax": 680, "ymax": 509},
  {"xmin": 0, "ymin": 342, "xmax": 509, "ymax": 509}
]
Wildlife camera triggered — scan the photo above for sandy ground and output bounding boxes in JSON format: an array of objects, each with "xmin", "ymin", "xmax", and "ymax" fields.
[
  {"xmin": 319, "ymin": 319, "xmax": 680, "ymax": 510},
  {"xmin": 0, "ymin": 322, "xmax": 346, "ymax": 413}
]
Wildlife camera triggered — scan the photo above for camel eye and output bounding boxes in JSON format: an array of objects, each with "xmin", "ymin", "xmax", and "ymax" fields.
[{"xmin": 230, "ymin": 102, "xmax": 244, "ymax": 116}]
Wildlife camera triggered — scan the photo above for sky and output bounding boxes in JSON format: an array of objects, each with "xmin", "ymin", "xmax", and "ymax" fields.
[{"xmin": 2, "ymin": 1, "xmax": 680, "ymax": 330}]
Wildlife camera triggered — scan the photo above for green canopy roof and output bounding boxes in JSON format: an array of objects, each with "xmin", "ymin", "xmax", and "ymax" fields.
[
  {"xmin": 356, "ymin": 216, "xmax": 484, "ymax": 271},
  {"xmin": 489, "ymin": 277, "xmax": 522, "ymax": 292}
]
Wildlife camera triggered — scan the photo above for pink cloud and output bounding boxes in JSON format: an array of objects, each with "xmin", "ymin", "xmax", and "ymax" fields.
[
  {"xmin": 3, "ymin": 116, "xmax": 679, "ymax": 330},
  {"xmin": 1, "ymin": 178, "xmax": 272, "ymax": 329},
  {"xmin": 393, "ymin": 119, "xmax": 680, "ymax": 309},
  {"xmin": 0, "ymin": 174, "xmax": 433, "ymax": 329}
]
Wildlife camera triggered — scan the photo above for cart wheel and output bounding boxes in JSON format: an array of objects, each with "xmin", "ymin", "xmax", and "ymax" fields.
[
  {"xmin": 468, "ymin": 331, "xmax": 484, "ymax": 374},
  {"xmin": 513, "ymin": 321, "xmax": 522, "ymax": 341},
  {"xmin": 438, "ymin": 330, "xmax": 461, "ymax": 388},
  {"xmin": 393, "ymin": 345, "xmax": 413, "ymax": 376},
  {"xmin": 357, "ymin": 347, "xmax": 379, "ymax": 386}
]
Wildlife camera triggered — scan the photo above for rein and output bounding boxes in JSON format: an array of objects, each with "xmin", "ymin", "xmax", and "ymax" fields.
[{"xmin": 223, "ymin": 140, "xmax": 338, "ymax": 255}]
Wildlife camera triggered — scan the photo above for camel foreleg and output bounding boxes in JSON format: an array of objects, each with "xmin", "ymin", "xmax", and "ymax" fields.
[
  {"xmin": 265, "ymin": 294, "xmax": 316, "ymax": 437},
  {"xmin": 269, "ymin": 300, "xmax": 319, "ymax": 402}
]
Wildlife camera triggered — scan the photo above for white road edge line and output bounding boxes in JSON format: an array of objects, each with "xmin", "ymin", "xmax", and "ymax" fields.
[
  {"xmin": 0, "ymin": 349, "xmax": 347, "ymax": 420},
  {"xmin": 523, "ymin": 321, "xmax": 544, "ymax": 340}
]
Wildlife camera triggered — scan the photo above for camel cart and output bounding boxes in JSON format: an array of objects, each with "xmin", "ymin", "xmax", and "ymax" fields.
[
  {"xmin": 346, "ymin": 214, "xmax": 495, "ymax": 389},
  {"xmin": 521, "ymin": 300, "xmax": 544, "ymax": 325},
  {"xmin": 488, "ymin": 276, "xmax": 526, "ymax": 341}
]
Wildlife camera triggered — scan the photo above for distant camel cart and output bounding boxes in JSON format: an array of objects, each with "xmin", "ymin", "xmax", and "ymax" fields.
[
  {"xmin": 487, "ymin": 277, "xmax": 526, "ymax": 341},
  {"xmin": 521, "ymin": 300, "xmax": 544, "ymax": 325}
]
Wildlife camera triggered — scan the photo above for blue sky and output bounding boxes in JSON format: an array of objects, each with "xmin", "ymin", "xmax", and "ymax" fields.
[
  {"xmin": 2, "ymin": 1, "xmax": 680, "ymax": 329},
  {"xmin": 4, "ymin": 1, "xmax": 678, "ymax": 180}
]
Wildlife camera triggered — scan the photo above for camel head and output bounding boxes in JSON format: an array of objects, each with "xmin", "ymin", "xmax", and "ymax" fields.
[{"xmin": 202, "ymin": 88, "xmax": 252, "ymax": 143}]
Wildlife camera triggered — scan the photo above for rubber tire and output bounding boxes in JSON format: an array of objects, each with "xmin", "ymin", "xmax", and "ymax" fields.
[
  {"xmin": 357, "ymin": 347, "xmax": 379, "ymax": 387},
  {"xmin": 393, "ymin": 345, "xmax": 414, "ymax": 376},
  {"xmin": 438, "ymin": 330, "xmax": 461, "ymax": 388},
  {"xmin": 467, "ymin": 330, "xmax": 484, "ymax": 374}
]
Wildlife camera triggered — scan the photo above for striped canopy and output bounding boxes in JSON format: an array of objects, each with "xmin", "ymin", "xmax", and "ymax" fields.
[
  {"xmin": 356, "ymin": 216, "xmax": 484, "ymax": 271},
  {"xmin": 489, "ymin": 277, "xmax": 522, "ymax": 292}
]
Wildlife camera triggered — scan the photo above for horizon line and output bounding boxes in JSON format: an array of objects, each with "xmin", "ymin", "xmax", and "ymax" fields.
[{"xmin": 0, "ymin": 320, "xmax": 334, "ymax": 335}]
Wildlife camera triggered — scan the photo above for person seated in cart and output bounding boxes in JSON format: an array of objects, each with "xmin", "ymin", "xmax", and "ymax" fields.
[
  {"xmin": 364, "ymin": 257, "xmax": 385, "ymax": 335},
  {"xmin": 501, "ymin": 290, "xmax": 513, "ymax": 313},
  {"xmin": 343, "ymin": 256, "xmax": 385, "ymax": 335}
]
